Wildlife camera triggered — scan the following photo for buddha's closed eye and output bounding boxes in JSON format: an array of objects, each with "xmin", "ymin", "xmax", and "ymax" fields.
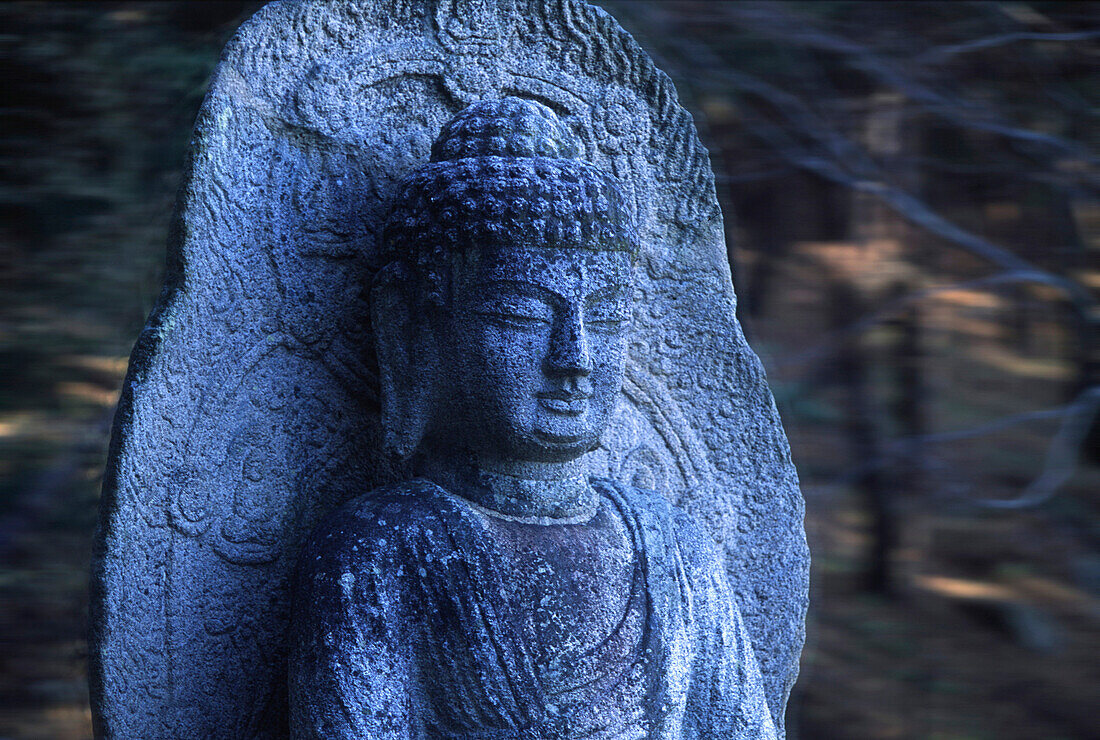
[
  {"xmin": 473, "ymin": 294, "xmax": 555, "ymax": 330},
  {"xmin": 583, "ymin": 289, "xmax": 631, "ymax": 334},
  {"xmin": 584, "ymin": 302, "xmax": 631, "ymax": 333}
]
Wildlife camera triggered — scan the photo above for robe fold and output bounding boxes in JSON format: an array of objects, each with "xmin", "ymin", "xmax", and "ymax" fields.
[{"xmin": 289, "ymin": 478, "xmax": 778, "ymax": 739}]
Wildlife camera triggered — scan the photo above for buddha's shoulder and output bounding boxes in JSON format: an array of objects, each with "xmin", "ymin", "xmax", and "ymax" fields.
[
  {"xmin": 297, "ymin": 479, "xmax": 448, "ymax": 567},
  {"xmin": 330, "ymin": 479, "xmax": 447, "ymax": 522}
]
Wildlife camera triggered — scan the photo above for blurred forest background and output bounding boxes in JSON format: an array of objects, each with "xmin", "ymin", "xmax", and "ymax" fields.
[{"xmin": 1, "ymin": 1, "xmax": 1098, "ymax": 738}]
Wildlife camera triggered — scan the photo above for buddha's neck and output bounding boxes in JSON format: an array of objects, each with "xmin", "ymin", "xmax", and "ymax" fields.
[{"xmin": 414, "ymin": 449, "xmax": 598, "ymax": 524}]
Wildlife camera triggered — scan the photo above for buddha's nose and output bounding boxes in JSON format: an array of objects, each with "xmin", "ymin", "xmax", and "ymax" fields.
[{"xmin": 545, "ymin": 311, "xmax": 592, "ymax": 378}]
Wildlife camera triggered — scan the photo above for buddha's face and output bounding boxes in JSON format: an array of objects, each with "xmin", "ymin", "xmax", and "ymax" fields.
[{"xmin": 432, "ymin": 245, "xmax": 633, "ymax": 466}]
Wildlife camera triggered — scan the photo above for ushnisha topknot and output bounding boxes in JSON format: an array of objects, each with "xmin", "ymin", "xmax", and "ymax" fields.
[{"xmin": 381, "ymin": 97, "xmax": 638, "ymax": 290}]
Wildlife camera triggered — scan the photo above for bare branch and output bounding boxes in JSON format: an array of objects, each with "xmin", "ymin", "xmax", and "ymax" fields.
[
  {"xmin": 705, "ymin": 66, "xmax": 1095, "ymax": 309},
  {"xmin": 803, "ymin": 387, "xmax": 1100, "ymax": 510},
  {"xmin": 972, "ymin": 387, "xmax": 1100, "ymax": 509},
  {"xmin": 917, "ymin": 29, "xmax": 1100, "ymax": 65},
  {"xmin": 700, "ymin": 2, "xmax": 1100, "ymax": 171}
]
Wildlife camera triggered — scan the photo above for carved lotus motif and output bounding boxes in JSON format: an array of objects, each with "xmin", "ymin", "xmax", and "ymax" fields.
[{"xmin": 594, "ymin": 87, "xmax": 649, "ymax": 155}]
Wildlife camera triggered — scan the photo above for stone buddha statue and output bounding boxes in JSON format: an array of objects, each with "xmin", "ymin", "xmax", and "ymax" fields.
[{"xmin": 289, "ymin": 97, "xmax": 777, "ymax": 739}]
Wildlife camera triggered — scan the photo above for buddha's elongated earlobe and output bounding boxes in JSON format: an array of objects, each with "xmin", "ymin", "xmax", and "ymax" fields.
[{"xmin": 371, "ymin": 261, "xmax": 438, "ymax": 459}]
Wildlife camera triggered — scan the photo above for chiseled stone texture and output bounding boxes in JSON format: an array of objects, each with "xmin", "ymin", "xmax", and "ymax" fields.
[{"xmin": 89, "ymin": 1, "xmax": 808, "ymax": 738}]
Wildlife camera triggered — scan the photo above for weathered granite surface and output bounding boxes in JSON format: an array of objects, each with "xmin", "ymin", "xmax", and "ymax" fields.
[{"xmin": 90, "ymin": 2, "xmax": 808, "ymax": 738}]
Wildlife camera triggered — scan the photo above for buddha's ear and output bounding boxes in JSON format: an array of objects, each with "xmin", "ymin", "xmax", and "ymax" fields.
[{"xmin": 371, "ymin": 261, "xmax": 438, "ymax": 459}]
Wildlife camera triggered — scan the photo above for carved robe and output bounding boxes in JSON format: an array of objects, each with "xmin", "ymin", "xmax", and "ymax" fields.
[{"xmin": 289, "ymin": 479, "xmax": 777, "ymax": 739}]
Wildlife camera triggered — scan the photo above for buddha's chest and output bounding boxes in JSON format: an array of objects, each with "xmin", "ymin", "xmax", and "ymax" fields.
[
  {"xmin": 479, "ymin": 501, "xmax": 642, "ymax": 690},
  {"xmin": 405, "ymin": 493, "xmax": 652, "ymax": 735}
]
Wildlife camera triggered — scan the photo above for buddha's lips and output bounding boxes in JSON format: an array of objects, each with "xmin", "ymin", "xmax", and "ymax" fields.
[{"xmin": 537, "ymin": 391, "xmax": 590, "ymax": 415}]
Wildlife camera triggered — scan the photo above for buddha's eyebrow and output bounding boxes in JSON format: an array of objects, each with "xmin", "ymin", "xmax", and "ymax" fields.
[{"xmin": 472, "ymin": 279, "xmax": 563, "ymax": 307}]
